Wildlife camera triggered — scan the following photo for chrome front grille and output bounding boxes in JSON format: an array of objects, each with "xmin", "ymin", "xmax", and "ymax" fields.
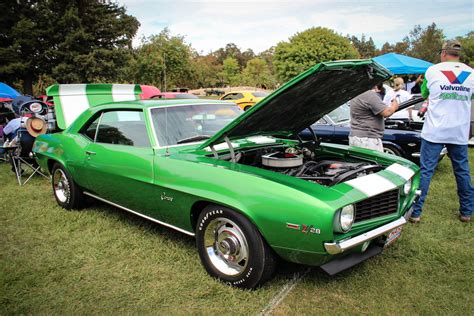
[{"xmin": 355, "ymin": 189, "xmax": 399, "ymax": 223}]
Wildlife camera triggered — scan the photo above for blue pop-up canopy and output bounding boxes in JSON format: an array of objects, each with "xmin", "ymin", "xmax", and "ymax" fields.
[
  {"xmin": 0, "ymin": 83, "xmax": 21, "ymax": 100},
  {"xmin": 373, "ymin": 53, "xmax": 433, "ymax": 75}
]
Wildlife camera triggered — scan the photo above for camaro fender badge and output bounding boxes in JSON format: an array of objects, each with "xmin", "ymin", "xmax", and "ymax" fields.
[
  {"xmin": 286, "ymin": 223, "xmax": 320, "ymax": 234},
  {"xmin": 161, "ymin": 192, "xmax": 174, "ymax": 202}
]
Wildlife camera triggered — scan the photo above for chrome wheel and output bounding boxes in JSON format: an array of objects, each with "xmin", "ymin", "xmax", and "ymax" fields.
[
  {"xmin": 53, "ymin": 168, "xmax": 70, "ymax": 203},
  {"xmin": 204, "ymin": 217, "xmax": 249, "ymax": 276}
]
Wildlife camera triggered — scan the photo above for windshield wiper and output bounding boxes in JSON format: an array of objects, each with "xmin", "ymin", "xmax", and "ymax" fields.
[{"xmin": 176, "ymin": 135, "xmax": 211, "ymax": 144}]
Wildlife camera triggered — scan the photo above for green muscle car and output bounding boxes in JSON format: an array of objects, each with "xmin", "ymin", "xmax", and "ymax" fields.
[{"xmin": 33, "ymin": 60, "xmax": 420, "ymax": 288}]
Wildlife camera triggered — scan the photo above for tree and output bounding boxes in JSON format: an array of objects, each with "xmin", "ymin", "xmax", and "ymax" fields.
[
  {"xmin": 457, "ymin": 32, "xmax": 474, "ymax": 68},
  {"xmin": 348, "ymin": 34, "xmax": 376, "ymax": 58},
  {"xmin": 404, "ymin": 23, "xmax": 445, "ymax": 63},
  {"xmin": 274, "ymin": 27, "xmax": 359, "ymax": 82},
  {"xmin": 212, "ymin": 43, "xmax": 255, "ymax": 69},
  {"xmin": 0, "ymin": 0, "xmax": 139, "ymax": 94},
  {"xmin": 127, "ymin": 28, "xmax": 194, "ymax": 90},
  {"xmin": 188, "ymin": 54, "xmax": 222, "ymax": 88},
  {"xmin": 220, "ymin": 57, "xmax": 240, "ymax": 86},
  {"xmin": 241, "ymin": 58, "xmax": 274, "ymax": 88}
]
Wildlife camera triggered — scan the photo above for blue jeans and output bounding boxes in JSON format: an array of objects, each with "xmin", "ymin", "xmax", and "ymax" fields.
[{"xmin": 412, "ymin": 139, "xmax": 474, "ymax": 218}]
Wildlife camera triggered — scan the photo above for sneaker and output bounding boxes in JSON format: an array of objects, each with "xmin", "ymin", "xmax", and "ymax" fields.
[
  {"xmin": 409, "ymin": 216, "xmax": 421, "ymax": 223},
  {"xmin": 459, "ymin": 215, "xmax": 471, "ymax": 223}
]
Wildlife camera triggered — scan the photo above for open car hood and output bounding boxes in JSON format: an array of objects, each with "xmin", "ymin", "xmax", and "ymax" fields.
[{"xmin": 199, "ymin": 59, "xmax": 392, "ymax": 149}]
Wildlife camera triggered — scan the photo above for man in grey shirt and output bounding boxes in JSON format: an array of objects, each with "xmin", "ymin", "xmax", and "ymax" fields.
[{"xmin": 349, "ymin": 84, "xmax": 399, "ymax": 152}]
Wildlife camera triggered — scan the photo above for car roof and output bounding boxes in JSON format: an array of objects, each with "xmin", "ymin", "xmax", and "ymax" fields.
[{"xmin": 93, "ymin": 98, "xmax": 232, "ymax": 110}]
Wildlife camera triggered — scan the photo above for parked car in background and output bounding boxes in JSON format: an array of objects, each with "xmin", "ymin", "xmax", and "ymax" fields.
[
  {"xmin": 300, "ymin": 99, "xmax": 447, "ymax": 164},
  {"xmin": 34, "ymin": 60, "xmax": 420, "ymax": 289},
  {"xmin": 140, "ymin": 85, "xmax": 161, "ymax": 100},
  {"xmin": 220, "ymin": 90, "xmax": 269, "ymax": 111},
  {"xmin": 152, "ymin": 92, "xmax": 198, "ymax": 99}
]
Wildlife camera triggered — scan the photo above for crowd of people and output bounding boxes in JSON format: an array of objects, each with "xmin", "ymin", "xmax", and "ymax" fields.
[{"xmin": 349, "ymin": 40, "xmax": 473, "ymax": 223}]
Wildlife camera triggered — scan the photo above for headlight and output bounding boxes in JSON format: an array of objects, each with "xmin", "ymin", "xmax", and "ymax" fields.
[
  {"xmin": 402, "ymin": 178, "xmax": 412, "ymax": 195},
  {"xmin": 335, "ymin": 204, "xmax": 355, "ymax": 233}
]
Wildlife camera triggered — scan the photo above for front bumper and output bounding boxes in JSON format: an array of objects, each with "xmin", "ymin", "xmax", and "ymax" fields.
[
  {"xmin": 324, "ymin": 216, "xmax": 407, "ymax": 255},
  {"xmin": 324, "ymin": 189, "xmax": 420, "ymax": 255}
]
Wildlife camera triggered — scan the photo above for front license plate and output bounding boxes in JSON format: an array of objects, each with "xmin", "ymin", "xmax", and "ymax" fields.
[{"xmin": 384, "ymin": 226, "xmax": 403, "ymax": 247}]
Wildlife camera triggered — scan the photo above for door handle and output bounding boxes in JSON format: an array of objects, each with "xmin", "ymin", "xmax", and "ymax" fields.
[{"xmin": 85, "ymin": 151, "xmax": 96, "ymax": 156}]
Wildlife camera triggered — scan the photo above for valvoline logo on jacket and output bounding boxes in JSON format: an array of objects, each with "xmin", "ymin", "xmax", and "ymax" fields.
[
  {"xmin": 422, "ymin": 61, "xmax": 473, "ymax": 145},
  {"xmin": 441, "ymin": 70, "xmax": 471, "ymax": 85}
]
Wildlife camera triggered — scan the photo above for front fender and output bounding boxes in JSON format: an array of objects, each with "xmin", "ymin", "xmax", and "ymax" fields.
[{"xmin": 154, "ymin": 155, "xmax": 339, "ymax": 256}]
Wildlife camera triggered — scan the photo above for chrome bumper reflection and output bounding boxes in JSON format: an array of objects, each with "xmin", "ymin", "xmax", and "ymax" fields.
[
  {"xmin": 324, "ymin": 216, "xmax": 407, "ymax": 255},
  {"xmin": 411, "ymin": 147, "xmax": 448, "ymax": 158}
]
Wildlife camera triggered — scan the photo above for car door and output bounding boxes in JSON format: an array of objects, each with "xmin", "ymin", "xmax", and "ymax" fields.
[{"xmin": 82, "ymin": 110, "xmax": 156, "ymax": 211}]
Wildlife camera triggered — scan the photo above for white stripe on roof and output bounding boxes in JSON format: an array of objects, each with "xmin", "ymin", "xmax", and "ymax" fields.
[
  {"xmin": 59, "ymin": 84, "xmax": 89, "ymax": 127},
  {"xmin": 112, "ymin": 84, "xmax": 138, "ymax": 102}
]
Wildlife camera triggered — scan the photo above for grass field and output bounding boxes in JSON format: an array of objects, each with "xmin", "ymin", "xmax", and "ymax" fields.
[{"xmin": 1, "ymin": 151, "xmax": 473, "ymax": 314}]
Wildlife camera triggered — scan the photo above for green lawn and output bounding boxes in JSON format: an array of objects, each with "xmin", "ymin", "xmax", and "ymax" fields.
[{"xmin": 1, "ymin": 151, "xmax": 473, "ymax": 314}]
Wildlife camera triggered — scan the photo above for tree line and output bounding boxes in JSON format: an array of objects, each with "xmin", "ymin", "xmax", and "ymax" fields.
[{"xmin": 1, "ymin": 1, "xmax": 472, "ymax": 95}]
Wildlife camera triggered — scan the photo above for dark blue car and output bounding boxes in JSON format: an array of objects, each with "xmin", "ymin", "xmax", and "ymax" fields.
[{"xmin": 300, "ymin": 99, "xmax": 446, "ymax": 164}]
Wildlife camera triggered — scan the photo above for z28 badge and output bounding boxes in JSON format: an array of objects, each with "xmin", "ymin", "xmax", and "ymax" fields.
[{"xmin": 286, "ymin": 223, "xmax": 321, "ymax": 234}]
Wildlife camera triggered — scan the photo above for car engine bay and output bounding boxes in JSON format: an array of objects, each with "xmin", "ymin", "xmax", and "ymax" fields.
[{"xmin": 233, "ymin": 144, "xmax": 384, "ymax": 187}]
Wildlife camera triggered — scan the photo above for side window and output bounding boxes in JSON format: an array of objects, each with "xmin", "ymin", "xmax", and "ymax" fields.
[
  {"xmin": 222, "ymin": 93, "xmax": 235, "ymax": 100},
  {"xmin": 316, "ymin": 117, "xmax": 328, "ymax": 125},
  {"xmin": 95, "ymin": 110, "xmax": 151, "ymax": 147},
  {"xmin": 235, "ymin": 93, "xmax": 244, "ymax": 99},
  {"xmin": 81, "ymin": 115, "xmax": 101, "ymax": 141}
]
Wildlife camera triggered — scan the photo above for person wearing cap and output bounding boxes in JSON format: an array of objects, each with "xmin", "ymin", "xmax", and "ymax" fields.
[
  {"xmin": 410, "ymin": 40, "xmax": 474, "ymax": 223},
  {"xmin": 349, "ymin": 83, "xmax": 399, "ymax": 152}
]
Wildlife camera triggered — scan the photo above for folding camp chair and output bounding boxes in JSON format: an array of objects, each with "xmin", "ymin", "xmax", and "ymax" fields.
[{"xmin": 8, "ymin": 129, "xmax": 48, "ymax": 186}]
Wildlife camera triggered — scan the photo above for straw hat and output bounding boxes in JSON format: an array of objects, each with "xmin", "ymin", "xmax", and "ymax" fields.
[{"xmin": 26, "ymin": 117, "xmax": 47, "ymax": 137}]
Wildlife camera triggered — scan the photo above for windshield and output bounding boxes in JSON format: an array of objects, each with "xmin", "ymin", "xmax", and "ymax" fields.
[
  {"xmin": 251, "ymin": 91, "xmax": 269, "ymax": 98},
  {"xmin": 150, "ymin": 104, "xmax": 242, "ymax": 146},
  {"xmin": 327, "ymin": 103, "xmax": 350, "ymax": 123}
]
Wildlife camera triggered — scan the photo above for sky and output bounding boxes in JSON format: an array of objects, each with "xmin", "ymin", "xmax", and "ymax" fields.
[{"xmin": 120, "ymin": 0, "xmax": 474, "ymax": 54}]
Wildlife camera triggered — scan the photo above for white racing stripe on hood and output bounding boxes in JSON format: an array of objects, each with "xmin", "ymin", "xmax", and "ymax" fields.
[
  {"xmin": 345, "ymin": 173, "xmax": 397, "ymax": 197},
  {"xmin": 386, "ymin": 163, "xmax": 415, "ymax": 181}
]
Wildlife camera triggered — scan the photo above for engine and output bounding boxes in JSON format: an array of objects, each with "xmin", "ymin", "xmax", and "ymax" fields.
[{"xmin": 239, "ymin": 146, "xmax": 383, "ymax": 186}]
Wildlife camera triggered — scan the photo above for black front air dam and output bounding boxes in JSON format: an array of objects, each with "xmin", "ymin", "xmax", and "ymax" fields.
[{"xmin": 320, "ymin": 244, "xmax": 384, "ymax": 276}]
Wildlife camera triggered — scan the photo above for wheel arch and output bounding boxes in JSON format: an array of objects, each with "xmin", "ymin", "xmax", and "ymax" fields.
[
  {"xmin": 189, "ymin": 200, "xmax": 278, "ymax": 246},
  {"xmin": 382, "ymin": 141, "xmax": 405, "ymax": 156},
  {"xmin": 189, "ymin": 200, "xmax": 281, "ymax": 261}
]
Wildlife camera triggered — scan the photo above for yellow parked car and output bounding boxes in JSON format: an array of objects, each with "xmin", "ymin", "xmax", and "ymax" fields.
[{"xmin": 220, "ymin": 91, "xmax": 269, "ymax": 111}]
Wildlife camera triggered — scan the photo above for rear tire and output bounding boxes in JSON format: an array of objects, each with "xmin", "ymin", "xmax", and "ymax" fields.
[
  {"xmin": 196, "ymin": 205, "xmax": 277, "ymax": 289},
  {"xmin": 243, "ymin": 105, "xmax": 252, "ymax": 111},
  {"xmin": 51, "ymin": 163, "xmax": 84, "ymax": 210}
]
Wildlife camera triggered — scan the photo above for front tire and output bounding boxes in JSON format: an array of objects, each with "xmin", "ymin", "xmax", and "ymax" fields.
[
  {"xmin": 51, "ymin": 163, "xmax": 84, "ymax": 210},
  {"xmin": 196, "ymin": 205, "xmax": 276, "ymax": 289}
]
